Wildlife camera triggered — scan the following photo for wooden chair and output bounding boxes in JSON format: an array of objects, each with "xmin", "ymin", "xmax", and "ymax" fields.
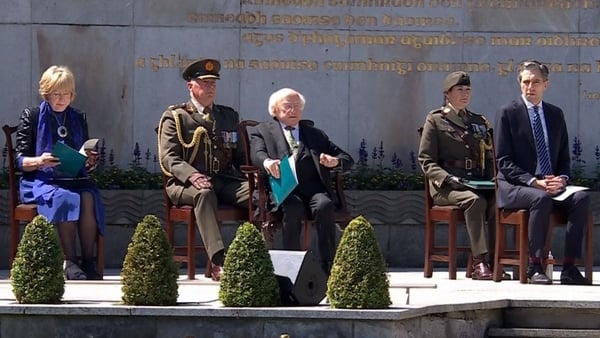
[
  {"xmin": 492, "ymin": 179, "xmax": 593, "ymax": 283},
  {"xmin": 423, "ymin": 175, "xmax": 474, "ymax": 280},
  {"xmin": 161, "ymin": 176, "xmax": 248, "ymax": 280},
  {"xmin": 418, "ymin": 127, "xmax": 473, "ymax": 280},
  {"xmin": 2, "ymin": 124, "xmax": 104, "ymax": 278},
  {"xmin": 238, "ymin": 119, "xmax": 351, "ymax": 250},
  {"xmin": 157, "ymin": 126, "xmax": 249, "ymax": 280}
]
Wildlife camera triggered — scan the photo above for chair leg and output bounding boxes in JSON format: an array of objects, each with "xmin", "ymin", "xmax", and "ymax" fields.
[
  {"xmin": 493, "ymin": 220, "xmax": 504, "ymax": 283},
  {"xmin": 465, "ymin": 254, "xmax": 473, "ymax": 279},
  {"xmin": 518, "ymin": 217, "xmax": 528, "ymax": 284},
  {"xmin": 9, "ymin": 220, "xmax": 20, "ymax": 267},
  {"xmin": 585, "ymin": 211, "xmax": 594, "ymax": 282},
  {"xmin": 424, "ymin": 220, "xmax": 434, "ymax": 278},
  {"xmin": 302, "ymin": 220, "xmax": 311, "ymax": 251},
  {"xmin": 448, "ymin": 218, "xmax": 457, "ymax": 280},
  {"xmin": 187, "ymin": 221, "xmax": 196, "ymax": 280}
]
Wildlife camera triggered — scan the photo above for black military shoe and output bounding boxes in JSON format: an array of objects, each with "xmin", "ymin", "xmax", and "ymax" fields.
[
  {"xmin": 527, "ymin": 264, "xmax": 552, "ymax": 285},
  {"xmin": 560, "ymin": 265, "xmax": 591, "ymax": 285}
]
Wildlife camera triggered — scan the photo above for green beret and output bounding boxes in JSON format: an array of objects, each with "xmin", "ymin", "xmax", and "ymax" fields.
[
  {"xmin": 182, "ymin": 59, "xmax": 221, "ymax": 81},
  {"xmin": 443, "ymin": 71, "xmax": 470, "ymax": 92}
]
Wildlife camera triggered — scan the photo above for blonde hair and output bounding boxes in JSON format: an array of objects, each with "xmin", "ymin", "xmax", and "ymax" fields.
[
  {"xmin": 38, "ymin": 65, "xmax": 76, "ymax": 101},
  {"xmin": 268, "ymin": 88, "xmax": 305, "ymax": 116}
]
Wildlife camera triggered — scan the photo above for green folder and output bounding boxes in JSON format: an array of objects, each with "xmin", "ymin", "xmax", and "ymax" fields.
[
  {"xmin": 52, "ymin": 141, "xmax": 87, "ymax": 178},
  {"xmin": 269, "ymin": 155, "xmax": 299, "ymax": 207},
  {"xmin": 461, "ymin": 179, "xmax": 495, "ymax": 190}
]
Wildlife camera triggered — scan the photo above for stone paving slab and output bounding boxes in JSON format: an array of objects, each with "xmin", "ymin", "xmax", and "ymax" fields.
[{"xmin": 0, "ymin": 267, "xmax": 599, "ymax": 312}]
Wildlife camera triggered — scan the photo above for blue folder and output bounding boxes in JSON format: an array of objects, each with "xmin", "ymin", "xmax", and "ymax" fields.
[{"xmin": 269, "ymin": 155, "xmax": 299, "ymax": 207}]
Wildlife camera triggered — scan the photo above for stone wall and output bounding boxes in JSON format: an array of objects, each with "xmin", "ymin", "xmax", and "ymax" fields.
[{"xmin": 0, "ymin": 1, "xmax": 599, "ymax": 171}]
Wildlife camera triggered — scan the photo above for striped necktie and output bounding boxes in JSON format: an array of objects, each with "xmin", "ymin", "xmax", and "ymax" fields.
[
  {"xmin": 532, "ymin": 105, "xmax": 552, "ymax": 175},
  {"xmin": 284, "ymin": 126, "xmax": 298, "ymax": 156}
]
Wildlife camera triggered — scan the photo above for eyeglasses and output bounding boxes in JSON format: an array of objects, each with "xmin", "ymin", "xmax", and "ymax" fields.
[{"xmin": 280, "ymin": 102, "xmax": 303, "ymax": 110}]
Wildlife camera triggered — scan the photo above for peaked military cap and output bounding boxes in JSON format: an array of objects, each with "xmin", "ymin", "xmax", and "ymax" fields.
[
  {"xmin": 182, "ymin": 59, "xmax": 221, "ymax": 81},
  {"xmin": 443, "ymin": 71, "xmax": 470, "ymax": 92}
]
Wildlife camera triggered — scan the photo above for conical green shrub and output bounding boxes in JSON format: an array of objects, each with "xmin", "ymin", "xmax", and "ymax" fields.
[
  {"xmin": 219, "ymin": 222, "xmax": 280, "ymax": 307},
  {"xmin": 11, "ymin": 215, "xmax": 65, "ymax": 304},
  {"xmin": 121, "ymin": 214, "xmax": 179, "ymax": 305},
  {"xmin": 327, "ymin": 215, "xmax": 391, "ymax": 309}
]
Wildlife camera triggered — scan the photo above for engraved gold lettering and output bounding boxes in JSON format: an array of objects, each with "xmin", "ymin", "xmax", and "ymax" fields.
[
  {"xmin": 242, "ymin": 32, "xmax": 285, "ymax": 47},
  {"xmin": 415, "ymin": 61, "xmax": 490, "ymax": 72},
  {"xmin": 583, "ymin": 90, "xmax": 600, "ymax": 100},
  {"xmin": 490, "ymin": 36, "xmax": 532, "ymax": 46},
  {"xmin": 271, "ymin": 14, "xmax": 341, "ymax": 26},
  {"xmin": 223, "ymin": 59, "xmax": 246, "ymax": 69},
  {"xmin": 242, "ymin": 0, "xmax": 325, "ymax": 5},
  {"xmin": 381, "ymin": 14, "xmax": 457, "ymax": 27},
  {"xmin": 323, "ymin": 59, "xmax": 413, "ymax": 75},
  {"xmin": 536, "ymin": 34, "xmax": 600, "ymax": 47},
  {"xmin": 345, "ymin": 14, "xmax": 378, "ymax": 27},
  {"xmin": 328, "ymin": 0, "xmax": 425, "ymax": 7},
  {"xmin": 496, "ymin": 59, "xmax": 514, "ymax": 76},
  {"xmin": 567, "ymin": 63, "xmax": 592, "ymax": 73},
  {"xmin": 248, "ymin": 59, "xmax": 319, "ymax": 71},
  {"xmin": 429, "ymin": 0, "xmax": 463, "ymax": 7},
  {"xmin": 135, "ymin": 58, "xmax": 146, "ymax": 68},
  {"xmin": 187, "ymin": 11, "xmax": 267, "ymax": 25}
]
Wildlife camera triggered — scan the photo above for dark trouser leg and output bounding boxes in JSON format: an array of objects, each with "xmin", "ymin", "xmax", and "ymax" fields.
[
  {"xmin": 557, "ymin": 191, "xmax": 589, "ymax": 259},
  {"xmin": 281, "ymin": 194, "xmax": 305, "ymax": 251},
  {"xmin": 310, "ymin": 192, "xmax": 336, "ymax": 264}
]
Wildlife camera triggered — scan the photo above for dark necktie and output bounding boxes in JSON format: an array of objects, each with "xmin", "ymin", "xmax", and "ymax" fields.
[
  {"xmin": 532, "ymin": 105, "xmax": 552, "ymax": 175},
  {"xmin": 284, "ymin": 126, "xmax": 298, "ymax": 156},
  {"xmin": 203, "ymin": 106, "xmax": 212, "ymax": 122}
]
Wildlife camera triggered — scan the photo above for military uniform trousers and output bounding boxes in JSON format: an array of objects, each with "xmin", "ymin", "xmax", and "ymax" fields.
[
  {"xmin": 433, "ymin": 188, "xmax": 495, "ymax": 257},
  {"xmin": 177, "ymin": 175, "xmax": 249, "ymax": 262}
]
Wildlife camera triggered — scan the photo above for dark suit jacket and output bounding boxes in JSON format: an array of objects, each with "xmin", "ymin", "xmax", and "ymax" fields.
[
  {"xmin": 249, "ymin": 118, "xmax": 354, "ymax": 207},
  {"xmin": 494, "ymin": 97, "xmax": 571, "ymax": 207}
]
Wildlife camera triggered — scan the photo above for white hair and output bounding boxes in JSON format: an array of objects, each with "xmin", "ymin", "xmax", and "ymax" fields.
[{"xmin": 268, "ymin": 88, "xmax": 306, "ymax": 116}]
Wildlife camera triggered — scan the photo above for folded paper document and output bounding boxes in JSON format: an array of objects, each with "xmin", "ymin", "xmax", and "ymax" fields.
[
  {"xmin": 269, "ymin": 155, "xmax": 299, "ymax": 207},
  {"xmin": 52, "ymin": 139, "xmax": 99, "ymax": 178},
  {"xmin": 552, "ymin": 185, "xmax": 589, "ymax": 201},
  {"xmin": 460, "ymin": 179, "xmax": 495, "ymax": 190}
]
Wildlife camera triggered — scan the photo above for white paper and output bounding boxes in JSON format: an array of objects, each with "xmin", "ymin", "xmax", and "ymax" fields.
[{"xmin": 552, "ymin": 185, "xmax": 589, "ymax": 201}]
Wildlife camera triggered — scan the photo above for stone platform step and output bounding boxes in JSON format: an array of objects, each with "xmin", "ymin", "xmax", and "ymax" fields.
[{"xmin": 487, "ymin": 328, "xmax": 600, "ymax": 337}]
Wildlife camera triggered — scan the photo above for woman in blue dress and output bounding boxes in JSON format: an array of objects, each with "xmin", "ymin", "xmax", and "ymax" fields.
[{"xmin": 15, "ymin": 65, "xmax": 104, "ymax": 280}]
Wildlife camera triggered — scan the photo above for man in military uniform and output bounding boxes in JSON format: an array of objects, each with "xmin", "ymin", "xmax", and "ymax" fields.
[
  {"xmin": 418, "ymin": 71, "xmax": 497, "ymax": 280},
  {"xmin": 157, "ymin": 58, "xmax": 249, "ymax": 281}
]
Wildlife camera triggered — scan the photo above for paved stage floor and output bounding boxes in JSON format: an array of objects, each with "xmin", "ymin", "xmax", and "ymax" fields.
[{"xmin": 0, "ymin": 267, "xmax": 598, "ymax": 307}]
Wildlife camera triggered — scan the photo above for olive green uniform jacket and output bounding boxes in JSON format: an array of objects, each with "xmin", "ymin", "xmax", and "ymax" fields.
[{"xmin": 418, "ymin": 105, "xmax": 494, "ymax": 257}]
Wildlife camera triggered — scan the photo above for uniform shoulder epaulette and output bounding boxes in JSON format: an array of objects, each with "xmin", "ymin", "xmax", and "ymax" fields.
[
  {"xmin": 480, "ymin": 114, "xmax": 492, "ymax": 129},
  {"xmin": 167, "ymin": 102, "xmax": 187, "ymax": 110},
  {"xmin": 429, "ymin": 107, "xmax": 446, "ymax": 115}
]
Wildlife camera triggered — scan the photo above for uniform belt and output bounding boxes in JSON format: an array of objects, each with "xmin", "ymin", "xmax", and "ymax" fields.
[{"xmin": 443, "ymin": 159, "xmax": 481, "ymax": 170}]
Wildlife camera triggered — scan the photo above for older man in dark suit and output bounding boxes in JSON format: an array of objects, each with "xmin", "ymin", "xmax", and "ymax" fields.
[
  {"xmin": 494, "ymin": 60, "xmax": 590, "ymax": 285},
  {"xmin": 249, "ymin": 88, "xmax": 354, "ymax": 275}
]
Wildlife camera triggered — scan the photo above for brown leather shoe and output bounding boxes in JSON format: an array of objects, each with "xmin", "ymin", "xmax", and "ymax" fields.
[
  {"xmin": 211, "ymin": 264, "xmax": 223, "ymax": 282},
  {"xmin": 471, "ymin": 261, "xmax": 493, "ymax": 280}
]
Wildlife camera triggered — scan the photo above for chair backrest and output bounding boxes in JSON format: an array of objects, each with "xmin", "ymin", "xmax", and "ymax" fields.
[
  {"xmin": 2, "ymin": 125, "xmax": 22, "ymax": 216},
  {"xmin": 238, "ymin": 119, "xmax": 267, "ymax": 224}
]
